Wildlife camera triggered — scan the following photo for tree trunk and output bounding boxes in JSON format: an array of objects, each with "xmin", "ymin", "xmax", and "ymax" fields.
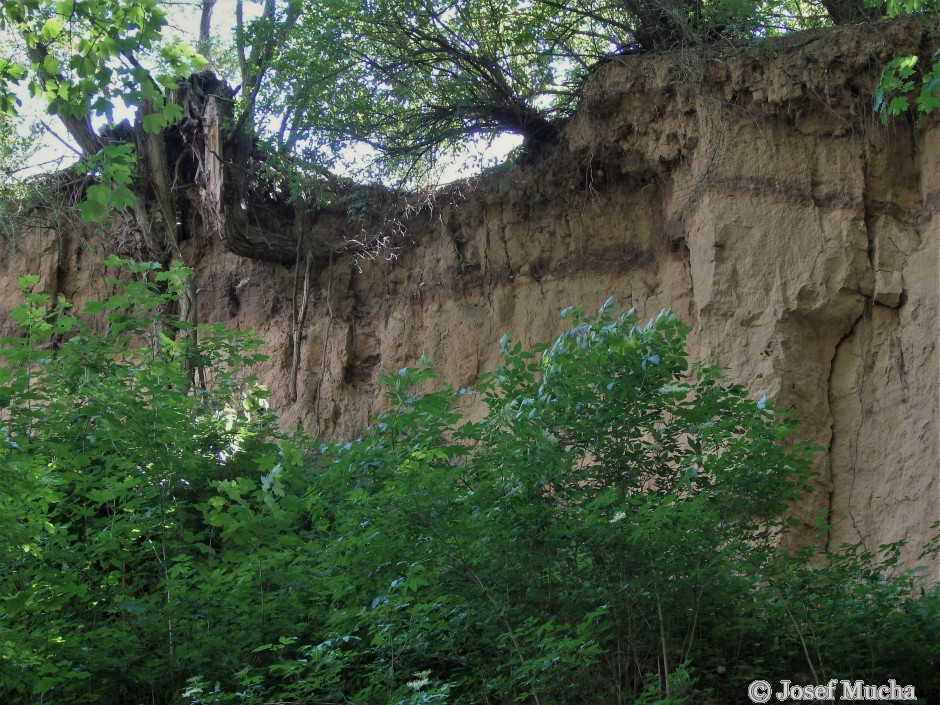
[{"xmin": 821, "ymin": 0, "xmax": 883, "ymax": 24}]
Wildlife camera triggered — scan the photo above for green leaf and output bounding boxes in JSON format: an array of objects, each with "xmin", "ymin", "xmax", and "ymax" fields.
[
  {"xmin": 86, "ymin": 183, "xmax": 111, "ymax": 204},
  {"xmin": 40, "ymin": 18, "xmax": 63, "ymax": 42},
  {"xmin": 42, "ymin": 55, "xmax": 60, "ymax": 75},
  {"xmin": 111, "ymin": 186, "xmax": 136, "ymax": 210},
  {"xmin": 141, "ymin": 112, "xmax": 167, "ymax": 134},
  {"xmin": 887, "ymin": 95, "xmax": 910, "ymax": 115},
  {"xmin": 3, "ymin": 591, "xmax": 30, "ymax": 618},
  {"xmin": 0, "ymin": 92, "xmax": 22, "ymax": 115},
  {"xmin": 0, "ymin": 60, "xmax": 28, "ymax": 81},
  {"xmin": 91, "ymin": 96, "xmax": 113, "ymax": 117},
  {"xmin": 78, "ymin": 198, "xmax": 107, "ymax": 222},
  {"xmin": 155, "ymin": 73, "xmax": 180, "ymax": 89},
  {"xmin": 162, "ymin": 102, "xmax": 183, "ymax": 122}
]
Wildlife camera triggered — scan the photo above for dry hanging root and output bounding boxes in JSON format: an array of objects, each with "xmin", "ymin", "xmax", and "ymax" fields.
[
  {"xmin": 289, "ymin": 229, "xmax": 315, "ymax": 403},
  {"xmin": 314, "ymin": 252, "xmax": 334, "ymax": 437}
]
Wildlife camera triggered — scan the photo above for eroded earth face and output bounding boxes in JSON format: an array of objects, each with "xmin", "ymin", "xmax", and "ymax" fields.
[{"xmin": 0, "ymin": 17, "xmax": 935, "ymax": 569}]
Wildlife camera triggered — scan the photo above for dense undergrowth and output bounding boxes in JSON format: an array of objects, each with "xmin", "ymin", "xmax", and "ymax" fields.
[{"xmin": 1, "ymin": 259, "xmax": 937, "ymax": 705}]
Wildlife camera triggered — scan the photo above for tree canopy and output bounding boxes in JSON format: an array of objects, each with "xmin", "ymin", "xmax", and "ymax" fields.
[{"xmin": 1, "ymin": 0, "xmax": 937, "ymax": 195}]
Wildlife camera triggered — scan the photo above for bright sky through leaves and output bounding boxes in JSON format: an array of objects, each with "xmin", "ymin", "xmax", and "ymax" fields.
[{"xmin": 5, "ymin": 0, "xmax": 521, "ymax": 184}]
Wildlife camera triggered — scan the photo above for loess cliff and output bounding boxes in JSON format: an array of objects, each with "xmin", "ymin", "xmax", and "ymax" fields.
[{"xmin": 1, "ymin": 17, "xmax": 937, "ymax": 569}]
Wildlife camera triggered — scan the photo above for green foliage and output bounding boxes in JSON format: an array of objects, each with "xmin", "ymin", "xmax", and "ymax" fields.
[
  {"xmin": 260, "ymin": 305, "xmax": 813, "ymax": 705},
  {"xmin": 750, "ymin": 540, "xmax": 940, "ymax": 694},
  {"xmin": 175, "ymin": 302, "xmax": 936, "ymax": 705},
  {"xmin": 0, "ymin": 257, "xmax": 302, "ymax": 704},
  {"xmin": 269, "ymin": 0, "xmax": 616, "ymax": 178},
  {"xmin": 0, "ymin": 0, "xmax": 204, "ymax": 123},
  {"xmin": 0, "ymin": 113, "xmax": 39, "ymax": 182},
  {"xmin": 885, "ymin": 0, "xmax": 939, "ymax": 13},
  {"xmin": 254, "ymin": 0, "xmax": 771, "ymax": 181},
  {"xmin": 233, "ymin": 0, "xmax": 936, "ymax": 181},
  {"xmin": 876, "ymin": 51, "xmax": 940, "ymax": 123},
  {"xmin": 2, "ymin": 0, "xmax": 938, "ymax": 191},
  {"xmin": 0, "ymin": 0, "xmax": 206, "ymax": 219},
  {"xmin": 0, "ymin": 113, "xmax": 44, "ymax": 246},
  {"xmin": 2, "ymin": 283, "xmax": 937, "ymax": 705},
  {"xmin": 74, "ymin": 143, "xmax": 137, "ymax": 221}
]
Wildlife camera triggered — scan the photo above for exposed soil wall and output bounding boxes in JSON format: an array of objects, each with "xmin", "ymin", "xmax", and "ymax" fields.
[{"xmin": 2, "ymin": 17, "xmax": 937, "ymax": 570}]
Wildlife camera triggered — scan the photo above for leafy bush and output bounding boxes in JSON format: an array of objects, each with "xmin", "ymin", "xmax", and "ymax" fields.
[
  {"xmin": 252, "ymin": 304, "xmax": 817, "ymax": 705},
  {"xmin": 0, "ymin": 258, "xmax": 305, "ymax": 703},
  {"xmin": 751, "ymin": 538, "xmax": 940, "ymax": 697},
  {"xmin": 1, "ymin": 272, "xmax": 937, "ymax": 705},
  {"xmin": 876, "ymin": 51, "xmax": 940, "ymax": 124}
]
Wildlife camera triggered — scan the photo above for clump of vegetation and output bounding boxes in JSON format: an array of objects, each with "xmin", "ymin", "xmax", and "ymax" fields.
[
  {"xmin": 876, "ymin": 50, "xmax": 940, "ymax": 124},
  {"xmin": 0, "ymin": 258, "xmax": 287, "ymax": 702},
  {"xmin": 1, "ymin": 0, "xmax": 938, "ymax": 200},
  {"xmin": 0, "ymin": 260, "xmax": 936, "ymax": 705}
]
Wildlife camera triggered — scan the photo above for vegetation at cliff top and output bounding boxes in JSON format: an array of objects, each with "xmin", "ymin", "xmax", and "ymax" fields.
[
  {"xmin": 0, "ymin": 258, "xmax": 937, "ymax": 705},
  {"xmin": 0, "ymin": 0, "xmax": 934, "ymax": 293},
  {"xmin": 0, "ymin": 0, "xmax": 938, "ymax": 198}
]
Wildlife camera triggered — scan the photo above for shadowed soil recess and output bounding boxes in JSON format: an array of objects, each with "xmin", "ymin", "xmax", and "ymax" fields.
[{"xmin": 1, "ymin": 17, "xmax": 937, "ymax": 568}]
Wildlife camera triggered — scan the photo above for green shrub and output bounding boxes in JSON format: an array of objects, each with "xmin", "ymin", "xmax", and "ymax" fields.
[
  {"xmin": 194, "ymin": 303, "xmax": 819, "ymax": 705},
  {"xmin": 0, "ymin": 258, "xmax": 306, "ymax": 704},
  {"xmin": 746, "ymin": 538, "xmax": 940, "ymax": 702},
  {"xmin": 210, "ymin": 302, "xmax": 937, "ymax": 705},
  {"xmin": 1, "ymin": 271, "xmax": 936, "ymax": 705}
]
